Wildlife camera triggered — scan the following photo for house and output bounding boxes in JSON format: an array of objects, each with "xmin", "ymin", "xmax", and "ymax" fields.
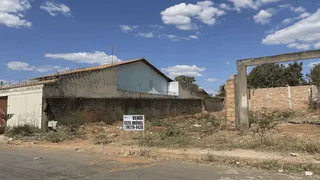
[{"xmin": 0, "ymin": 58, "xmax": 200, "ymax": 128}]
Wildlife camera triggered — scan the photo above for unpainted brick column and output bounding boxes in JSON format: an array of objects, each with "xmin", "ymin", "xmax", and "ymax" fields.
[{"xmin": 225, "ymin": 75, "xmax": 236, "ymax": 129}]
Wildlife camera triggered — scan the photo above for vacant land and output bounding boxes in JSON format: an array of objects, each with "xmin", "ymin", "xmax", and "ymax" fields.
[{"xmin": 2, "ymin": 109, "xmax": 320, "ymax": 176}]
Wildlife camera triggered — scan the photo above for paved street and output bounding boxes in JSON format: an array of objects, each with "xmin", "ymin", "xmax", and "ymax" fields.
[{"xmin": 0, "ymin": 146, "xmax": 310, "ymax": 180}]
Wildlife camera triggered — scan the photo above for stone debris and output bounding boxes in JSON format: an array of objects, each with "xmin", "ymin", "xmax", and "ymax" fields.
[
  {"xmin": 75, "ymin": 148, "xmax": 85, "ymax": 152},
  {"xmin": 278, "ymin": 169, "xmax": 284, "ymax": 173},
  {"xmin": 193, "ymin": 123, "xmax": 202, "ymax": 127},
  {"xmin": 289, "ymin": 152, "xmax": 299, "ymax": 157},
  {"xmin": 33, "ymin": 157, "xmax": 43, "ymax": 160},
  {"xmin": 305, "ymin": 171, "xmax": 313, "ymax": 176}
]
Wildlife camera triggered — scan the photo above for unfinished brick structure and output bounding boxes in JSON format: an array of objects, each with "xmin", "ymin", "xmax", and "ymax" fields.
[
  {"xmin": 236, "ymin": 49, "xmax": 320, "ymax": 130},
  {"xmin": 225, "ymin": 75, "xmax": 236, "ymax": 128},
  {"xmin": 225, "ymin": 77, "xmax": 318, "ymax": 124}
]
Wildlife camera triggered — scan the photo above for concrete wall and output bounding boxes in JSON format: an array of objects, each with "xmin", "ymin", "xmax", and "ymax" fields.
[
  {"xmin": 46, "ymin": 98, "xmax": 203, "ymax": 123},
  {"xmin": 43, "ymin": 68, "xmax": 118, "ymax": 98},
  {"xmin": 178, "ymin": 84, "xmax": 201, "ymax": 99},
  {"xmin": 0, "ymin": 85, "xmax": 43, "ymax": 128},
  {"xmin": 248, "ymin": 85, "xmax": 317, "ymax": 111},
  {"xmin": 204, "ymin": 97, "xmax": 224, "ymax": 112},
  {"xmin": 116, "ymin": 61, "xmax": 169, "ymax": 94}
]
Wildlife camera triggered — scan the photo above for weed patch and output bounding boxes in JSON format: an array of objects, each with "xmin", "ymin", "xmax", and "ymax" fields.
[
  {"xmin": 93, "ymin": 134, "xmax": 112, "ymax": 145},
  {"xmin": 6, "ymin": 124, "xmax": 41, "ymax": 138}
]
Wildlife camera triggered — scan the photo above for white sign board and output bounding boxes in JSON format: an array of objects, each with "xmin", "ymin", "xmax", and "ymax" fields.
[{"xmin": 123, "ymin": 115, "xmax": 144, "ymax": 131}]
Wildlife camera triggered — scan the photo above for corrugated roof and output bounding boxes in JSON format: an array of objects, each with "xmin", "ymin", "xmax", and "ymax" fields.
[
  {"xmin": 33, "ymin": 58, "xmax": 172, "ymax": 82},
  {"xmin": 0, "ymin": 79, "xmax": 57, "ymax": 90}
]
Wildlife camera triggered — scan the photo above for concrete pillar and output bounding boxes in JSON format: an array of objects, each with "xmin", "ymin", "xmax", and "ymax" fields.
[{"xmin": 236, "ymin": 63, "xmax": 249, "ymax": 131}]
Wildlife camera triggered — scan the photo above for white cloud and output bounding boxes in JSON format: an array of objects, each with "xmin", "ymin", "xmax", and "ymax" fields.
[
  {"xmin": 207, "ymin": 78, "xmax": 218, "ymax": 82},
  {"xmin": 287, "ymin": 43, "xmax": 311, "ymax": 50},
  {"xmin": 45, "ymin": 51, "xmax": 121, "ymax": 65},
  {"xmin": 7, "ymin": 61, "xmax": 69, "ymax": 72},
  {"xmin": 278, "ymin": 5, "xmax": 309, "ymax": 25},
  {"xmin": 279, "ymin": 4, "xmax": 306, "ymax": 13},
  {"xmin": 189, "ymin": 35, "xmax": 198, "ymax": 39},
  {"xmin": 229, "ymin": 0, "xmax": 280, "ymax": 11},
  {"xmin": 278, "ymin": 4, "xmax": 291, "ymax": 9},
  {"xmin": 40, "ymin": 1, "xmax": 71, "ymax": 17},
  {"xmin": 149, "ymin": 24, "xmax": 166, "ymax": 30},
  {"xmin": 314, "ymin": 42, "xmax": 320, "ymax": 49},
  {"xmin": 229, "ymin": 0, "xmax": 257, "ymax": 10},
  {"xmin": 161, "ymin": 65, "xmax": 206, "ymax": 78},
  {"xmin": 226, "ymin": 61, "xmax": 230, "ymax": 65},
  {"xmin": 255, "ymin": 0, "xmax": 280, "ymax": 7},
  {"xmin": 292, "ymin": 6, "xmax": 306, "ymax": 13},
  {"xmin": 160, "ymin": 1, "xmax": 225, "ymax": 30},
  {"xmin": 282, "ymin": 12, "xmax": 311, "ymax": 25},
  {"xmin": 254, "ymin": 9, "xmax": 274, "ymax": 24},
  {"xmin": 219, "ymin": 3, "xmax": 233, "ymax": 11},
  {"xmin": 308, "ymin": 62, "xmax": 320, "ymax": 68},
  {"xmin": 262, "ymin": 9, "xmax": 320, "ymax": 50},
  {"xmin": 119, "ymin": 25, "xmax": 138, "ymax": 33},
  {"xmin": 137, "ymin": 32, "xmax": 154, "ymax": 38},
  {"xmin": 161, "ymin": 34, "xmax": 198, "ymax": 41},
  {"xmin": 0, "ymin": 0, "xmax": 32, "ymax": 28}
]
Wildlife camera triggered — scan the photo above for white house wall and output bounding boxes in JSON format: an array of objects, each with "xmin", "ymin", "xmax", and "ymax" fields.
[
  {"xmin": 0, "ymin": 85, "xmax": 43, "ymax": 128},
  {"xmin": 116, "ymin": 61, "xmax": 169, "ymax": 94}
]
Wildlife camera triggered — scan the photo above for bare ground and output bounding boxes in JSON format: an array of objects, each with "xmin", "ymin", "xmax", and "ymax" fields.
[{"xmin": 2, "ymin": 111, "xmax": 320, "ymax": 176}]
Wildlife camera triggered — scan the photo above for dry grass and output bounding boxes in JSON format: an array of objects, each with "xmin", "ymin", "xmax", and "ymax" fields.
[
  {"xmin": 202, "ymin": 154, "xmax": 320, "ymax": 175},
  {"xmin": 135, "ymin": 111, "xmax": 320, "ymax": 154}
]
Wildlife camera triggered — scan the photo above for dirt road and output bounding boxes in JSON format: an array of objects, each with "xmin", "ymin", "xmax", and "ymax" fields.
[{"xmin": 0, "ymin": 146, "xmax": 312, "ymax": 180}]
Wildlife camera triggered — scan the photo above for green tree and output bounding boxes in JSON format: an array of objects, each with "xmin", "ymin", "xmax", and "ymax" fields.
[
  {"xmin": 247, "ymin": 62, "xmax": 305, "ymax": 88},
  {"xmin": 307, "ymin": 64, "xmax": 320, "ymax": 86},
  {"xmin": 247, "ymin": 63, "xmax": 286, "ymax": 88},
  {"xmin": 174, "ymin": 75, "xmax": 199, "ymax": 92},
  {"xmin": 215, "ymin": 84, "xmax": 225, "ymax": 97},
  {"xmin": 284, "ymin": 62, "xmax": 305, "ymax": 86}
]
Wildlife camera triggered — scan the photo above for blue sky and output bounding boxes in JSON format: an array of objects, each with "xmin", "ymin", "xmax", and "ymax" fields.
[{"xmin": 1, "ymin": 0, "xmax": 320, "ymax": 94}]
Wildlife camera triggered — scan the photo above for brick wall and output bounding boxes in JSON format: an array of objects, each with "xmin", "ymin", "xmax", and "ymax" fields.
[
  {"xmin": 225, "ymin": 75, "xmax": 236, "ymax": 128},
  {"xmin": 224, "ymin": 75, "xmax": 318, "ymax": 126},
  {"xmin": 249, "ymin": 85, "xmax": 317, "ymax": 111}
]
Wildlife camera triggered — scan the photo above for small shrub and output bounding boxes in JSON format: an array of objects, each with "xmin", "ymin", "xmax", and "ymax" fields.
[
  {"xmin": 0, "ymin": 125, "xmax": 5, "ymax": 134},
  {"xmin": 249, "ymin": 111, "xmax": 279, "ymax": 140},
  {"xmin": 305, "ymin": 143, "xmax": 320, "ymax": 154},
  {"xmin": 102, "ymin": 112, "xmax": 117, "ymax": 125},
  {"xmin": 6, "ymin": 124, "xmax": 40, "ymax": 137},
  {"xmin": 151, "ymin": 118, "xmax": 163, "ymax": 126},
  {"xmin": 308, "ymin": 100, "xmax": 320, "ymax": 110},
  {"xmin": 59, "ymin": 112, "xmax": 85, "ymax": 133},
  {"xmin": 163, "ymin": 126, "xmax": 184, "ymax": 138},
  {"xmin": 44, "ymin": 131, "xmax": 68, "ymax": 143},
  {"xmin": 93, "ymin": 134, "xmax": 112, "ymax": 145}
]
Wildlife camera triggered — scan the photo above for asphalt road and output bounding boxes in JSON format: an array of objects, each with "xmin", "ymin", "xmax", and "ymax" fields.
[{"xmin": 0, "ymin": 146, "xmax": 311, "ymax": 180}]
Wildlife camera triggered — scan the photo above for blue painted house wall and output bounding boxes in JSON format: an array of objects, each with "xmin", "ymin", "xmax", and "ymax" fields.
[{"xmin": 116, "ymin": 61, "xmax": 169, "ymax": 94}]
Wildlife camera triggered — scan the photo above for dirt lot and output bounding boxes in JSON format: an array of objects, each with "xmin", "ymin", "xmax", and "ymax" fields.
[{"xmin": 2, "ymin": 110, "xmax": 320, "ymax": 176}]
